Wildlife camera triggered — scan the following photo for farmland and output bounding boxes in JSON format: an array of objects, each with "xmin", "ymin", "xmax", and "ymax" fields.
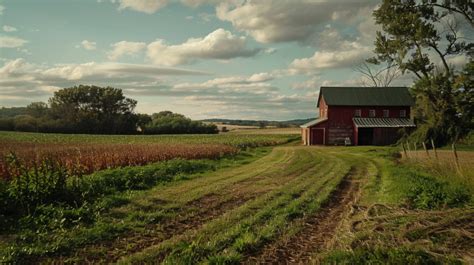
[
  {"xmin": 0, "ymin": 132, "xmax": 473, "ymax": 264},
  {"xmin": 0, "ymin": 131, "xmax": 297, "ymax": 179}
]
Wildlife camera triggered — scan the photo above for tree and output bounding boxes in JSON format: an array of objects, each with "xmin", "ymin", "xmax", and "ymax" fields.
[
  {"xmin": 372, "ymin": 0, "xmax": 473, "ymax": 145},
  {"xmin": 49, "ymin": 85, "xmax": 138, "ymax": 134},
  {"xmin": 144, "ymin": 111, "xmax": 218, "ymax": 134},
  {"xmin": 354, "ymin": 61, "xmax": 402, "ymax": 87},
  {"xmin": 373, "ymin": 0, "xmax": 472, "ymax": 78},
  {"xmin": 26, "ymin": 102, "xmax": 49, "ymax": 118}
]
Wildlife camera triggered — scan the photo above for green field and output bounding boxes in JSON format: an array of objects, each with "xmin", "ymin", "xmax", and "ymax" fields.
[
  {"xmin": 0, "ymin": 132, "xmax": 472, "ymax": 264},
  {"xmin": 0, "ymin": 130, "xmax": 299, "ymax": 147}
]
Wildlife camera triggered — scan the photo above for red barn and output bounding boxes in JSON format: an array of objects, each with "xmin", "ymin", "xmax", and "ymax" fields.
[{"xmin": 301, "ymin": 87, "xmax": 416, "ymax": 146}]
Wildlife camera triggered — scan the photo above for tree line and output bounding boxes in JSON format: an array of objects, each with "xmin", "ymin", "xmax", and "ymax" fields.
[
  {"xmin": 369, "ymin": 0, "xmax": 473, "ymax": 146},
  {"xmin": 0, "ymin": 85, "xmax": 218, "ymax": 135}
]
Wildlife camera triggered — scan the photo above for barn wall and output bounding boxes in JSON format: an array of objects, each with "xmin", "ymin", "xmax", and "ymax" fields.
[
  {"xmin": 319, "ymin": 97, "xmax": 328, "ymax": 118},
  {"xmin": 326, "ymin": 105, "xmax": 411, "ymax": 145}
]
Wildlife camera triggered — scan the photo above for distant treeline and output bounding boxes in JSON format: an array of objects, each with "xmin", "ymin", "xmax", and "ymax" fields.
[
  {"xmin": 0, "ymin": 85, "xmax": 217, "ymax": 135},
  {"xmin": 201, "ymin": 118, "xmax": 314, "ymax": 128}
]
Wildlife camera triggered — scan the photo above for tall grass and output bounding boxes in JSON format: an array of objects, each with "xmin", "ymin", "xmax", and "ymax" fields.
[{"xmin": 402, "ymin": 149, "xmax": 474, "ymax": 192}]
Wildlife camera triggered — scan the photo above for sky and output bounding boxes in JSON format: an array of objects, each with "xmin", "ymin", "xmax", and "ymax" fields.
[{"xmin": 0, "ymin": 0, "xmax": 469, "ymax": 120}]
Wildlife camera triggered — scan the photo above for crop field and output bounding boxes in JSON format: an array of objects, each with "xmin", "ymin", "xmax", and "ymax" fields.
[
  {"xmin": 0, "ymin": 131, "xmax": 298, "ymax": 179},
  {"xmin": 0, "ymin": 131, "xmax": 472, "ymax": 264},
  {"xmin": 0, "ymin": 131, "xmax": 296, "ymax": 147}
]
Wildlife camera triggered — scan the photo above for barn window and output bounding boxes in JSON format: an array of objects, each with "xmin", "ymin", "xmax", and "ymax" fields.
[
  {"xmin": 354, "ymin": 109, "xmax": 361, "ymax": 117},
  {"xmin": 369, "ymin": 109, "xmax": 376, "ymax": 117},
  {"xmin": 383, "ymin": 110, "xmax": 389, "ymax": 118},
  {"xmin": 400, "ymin": 109, "xmax": 406, "ymax": 118}
]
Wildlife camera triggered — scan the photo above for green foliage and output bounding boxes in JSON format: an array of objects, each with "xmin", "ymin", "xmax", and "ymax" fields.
[
  {"xmin": 0, "ymin": 130, "xmax": 296, "ymax": 149},
  {"xmin": 26, "ymin": 102, "xmax": 49, "ymax": 118},
  {"xmin": 13, "ymin": 115, "xmax": 37, "ymax": 132},
  {"xmin": 144, "ymin": 111, "xmax": 218, "ymax": 134},
  {"xmin": 0, "ymin": 117, "xmax": 14, "ymax": 131},
  {"xmin": 0, "ymin": 146, "xmax": 270, "ymax": 263},
  {"xmin": 0, "ymin": 88, "xmax": 221, "ymax": 135},
  {"xmin": 372, "ymin": 1, "xmax": 473, "ymax": 146},
  {"xmin": 77, "ymin": 159, "xmax": 215, "ymax": 199},
  {"xmin": 49, "ymin": 85, "xmax": 138, "ymax": 134},
  {"xmin": 406, "ymin": 174, "xmax": 471, "ymax": 209},
  {"xmin": 321, "ymin": 247, "xmax": 455, "ymax": 265},
  {"xmin": 5, "ymin": 154, "xmax": 70, "ymax": 214},
  {"xmin": 0, "ymin": 156, "xmax": 216, "ymax": 224},
  {"xmin": 373, "ymin": 0, "xmax": 472, "ymax": 77},
  {"xmin": 0, "ymin": 107, "xmax": 27, "ymax": 118},
  {"xmin": 409, "ymin": 66, "xmax": 473, "ymax": 145},
  {"xmin": 373, "ymin": 158, "xmax": 471, "ymax": 209}
]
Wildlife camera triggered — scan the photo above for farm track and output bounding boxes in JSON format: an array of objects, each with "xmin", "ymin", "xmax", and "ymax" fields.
[
  {"xmin": 246, "ymin": 164, "xmax": 365, "ymax": 264},
  {"xmin": 52, "ymin": 146, "xmax": 370, "ymax": 264},
  {"xmin": 60, "ymin": 147, "xmax": 321, "ymax": 263},
  {"xmin": 119, "ymin": 148, "xmax": 358, "ymax": 264}
]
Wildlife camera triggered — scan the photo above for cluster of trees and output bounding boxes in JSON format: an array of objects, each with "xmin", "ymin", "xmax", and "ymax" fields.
[
  {"xmin": 370, "ymin": 0, "xmax": 473, "ymax": 145},
  {"xmin": 0, "ymin": 85, "xmax": 217, "ymax": 135},
  {"xmin": 142, "ymin": 111, "xmax": 218, "ymax": 134}
]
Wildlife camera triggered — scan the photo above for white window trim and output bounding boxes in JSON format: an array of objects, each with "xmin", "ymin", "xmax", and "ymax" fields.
[
  {"xmin": 355, "ymin": 109, "xmax": 361, "ymax": 117},
  {"xmin": 383, "ymin": 109, "xmax": 389, "ymax": 118},
  {"xmin": 369, "ymin": 109, "xmax": 376, "ymax": 117},
  {"xmin": 400, "ymin": 109, "xmax": 407, "ymax": 118}
]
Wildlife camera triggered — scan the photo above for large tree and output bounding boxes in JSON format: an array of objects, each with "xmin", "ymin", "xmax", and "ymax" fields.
[
  {"xmin": 49, "ymin": 85, "xmax": 138, "ymax": 134},
  {"xmin": 372, "ymin": 0, "xmax": 473, "ymax": 144}
]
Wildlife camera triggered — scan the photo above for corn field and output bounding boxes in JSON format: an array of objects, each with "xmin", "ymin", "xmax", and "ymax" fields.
[{"xmin": 0, "ymin": 131, "xmax": 297, "ymax": 180}]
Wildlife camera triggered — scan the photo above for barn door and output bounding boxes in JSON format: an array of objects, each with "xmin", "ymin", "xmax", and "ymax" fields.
[{"xmin": 311, "ymin": 128, "xmax": 324, "ymax": 145}]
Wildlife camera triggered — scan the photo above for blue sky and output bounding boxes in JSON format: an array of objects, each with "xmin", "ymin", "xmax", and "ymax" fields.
[{"xmin": 0, "ymin": 0, "xmax": 443, "ymax": 120}]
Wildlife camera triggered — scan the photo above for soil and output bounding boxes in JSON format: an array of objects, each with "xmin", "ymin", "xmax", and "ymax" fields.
[{"xmin": 245, "ymin": 167, "xmax": 361, "ymax": 264}]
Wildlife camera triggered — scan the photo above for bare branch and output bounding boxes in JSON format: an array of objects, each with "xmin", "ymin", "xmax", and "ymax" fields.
[{"xmin": 354, "ymin": 62, "xmax": 402, "ymax": 87}]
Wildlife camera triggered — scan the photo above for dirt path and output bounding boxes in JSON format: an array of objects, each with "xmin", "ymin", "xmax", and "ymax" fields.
[
  {"xmin": 56, "ymin": 147, "xmax": 323, "ymax": 263},
  {"xmin": 246, "ymin": 165, "xmax": 363, "ymax": 264}
]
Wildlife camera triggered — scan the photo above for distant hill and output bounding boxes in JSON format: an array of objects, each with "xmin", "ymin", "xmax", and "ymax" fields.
[{"xmin": 202, "ymin": 118, "xmax": 315, "ymax": 127}]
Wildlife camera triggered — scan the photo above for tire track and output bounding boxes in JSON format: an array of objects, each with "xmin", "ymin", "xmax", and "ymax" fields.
[
  {"xmin": 117, "ymin": 148, "xmax": 338, "ymax": 264},
  {"xmin": 57, "ymin": 148, "xmax": 319, "ymax": 263},
  {"xmin": 246, "ymin": 164, "xmax": 364, "ymax": 264}
]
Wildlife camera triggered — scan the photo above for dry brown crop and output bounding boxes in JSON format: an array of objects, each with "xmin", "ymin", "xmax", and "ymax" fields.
[{"xmin": 0, "ymin": 142, "xmax": 237, "ymax": 180}]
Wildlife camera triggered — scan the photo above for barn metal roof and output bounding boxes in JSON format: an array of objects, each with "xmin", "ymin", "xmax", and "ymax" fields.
[
  {"xmin": 300, "ymin": 117, "xmax": 328, "ymax": 128},
  {"xmin": 353, "ymin": 117, "xmax": 416, "ymax": 128},
  {"xmin": 317, "ymin": 87, "xmax": 415, "ymax": 107}
]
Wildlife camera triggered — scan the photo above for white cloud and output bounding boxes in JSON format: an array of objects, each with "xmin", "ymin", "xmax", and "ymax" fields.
[
  {"xmin": 108, "ymin": 41, "xmax": 146, "ymax": 60},
  {"xmin": 198, "ymin": 12, "xmax": 214, "ymax": 22},
  {"xmin": 0, "ymin": 58, "xmax": 209, "ymax": 100},
  {"xmin": 0, "ymin": 36, "xmax": 28, "ymax": 48},
  {"xmin": 0, "ymin": 5, "xmax": 4, "ymax": 15},
  {"xmin": 181, "ymin": 0, "xmax": 236, "ymax": 8},
  {"xmin": 290, "ymin": 42, "xmax": 372, "ymax": 73},
  {"xmin": 292, "ymin": 76, "xmax": 321, "ymax": 89},
  {"xmin": 215, "ymin": 1, "xmax": 377, "ymax": 43},
  {"xmin": 0, "ymin": 58, "xmax": 32, "ymax": 75},
  {"xmin": 248, "ymin": 72, "xmax": 273, "ymax": 82},
  {"xmin": 174, "ymin": 72, "xmax": 274, "ymax": 90},
  {"xmin": 117, "ymin": 0, "xmax": 167, "ymax": 14},
  {"xmin": 0, "ymin": 58, "xmax": 316, "ymax": 120},
  {"xmin": 3, "ymin": 25, "xmax": 17, "ymax": 32},
  {"xmin": 146, "ymin": 28, "xmax": 260, "ymax": 66},
  {"xmin": 80, "ymin": 40, "xmax": 97, "ymax": 50}
]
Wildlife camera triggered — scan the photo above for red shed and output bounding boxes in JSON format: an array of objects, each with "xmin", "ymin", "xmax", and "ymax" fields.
[{"xmin": 301, "ymin": 87, "xmax": 416, "ymax": 146}]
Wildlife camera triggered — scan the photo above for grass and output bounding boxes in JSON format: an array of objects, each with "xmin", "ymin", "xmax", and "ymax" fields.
[
  {"xmin": 0, "ymin": 147, "xmax": 272, "ymax": 263},
  {"xmin": 314, "ymin": 146, "xmax": 473, "ymax": 264},
  {"xmin": 0, "ymin": 130, "xmax": 298, "ymax": 147},
  {"xmin": 0, "ymin": 131, "xmax": 472, "ymax": 264}
]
